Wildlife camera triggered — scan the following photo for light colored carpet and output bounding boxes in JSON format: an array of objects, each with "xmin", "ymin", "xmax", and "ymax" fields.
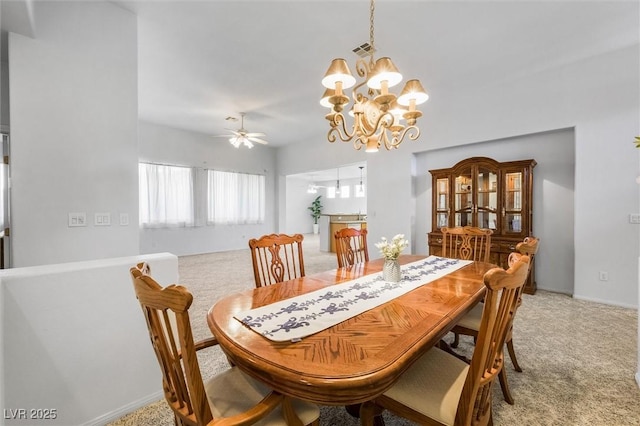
[{"xmin": 110, "ymin": 234, "xmax": 640, "ymax": 425}]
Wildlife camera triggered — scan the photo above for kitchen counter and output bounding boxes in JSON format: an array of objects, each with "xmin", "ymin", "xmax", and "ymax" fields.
[
  {"xmin": 319, "ymin": 214, "xmax": 367, "ymax": 252},
  {"xmin": 330, "ymin": 220, "xmax": 367, "ymax": 224}
]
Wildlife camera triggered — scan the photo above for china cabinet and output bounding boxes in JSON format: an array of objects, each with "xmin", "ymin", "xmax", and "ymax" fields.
[{"xmin": 428, "ymin": 157, "xmax": 537, "ymax": 294}]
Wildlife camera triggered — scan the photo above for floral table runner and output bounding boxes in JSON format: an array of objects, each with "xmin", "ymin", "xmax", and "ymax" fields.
[{"xmin": 235, "ymin": 256, "xmax": 472, "ymax": 342}]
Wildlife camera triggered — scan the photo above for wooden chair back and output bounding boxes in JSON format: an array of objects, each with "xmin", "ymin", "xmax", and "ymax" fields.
[
  {"xmin": 506, "ymin": 235, "xmax": 540, "ymax": 330},
  {"xmin": 130, "ymin": 265, "xmax": 214, "ymax": 425},
  {"xmin": 441, "ymin": 226, "xmax": 493, "ymax": 263},
  {"xmin": 509, "ymin": 236, "xmax": 539, "ymax": 299},
  {"xmin": 455, "ymin": 254, "xmax": 530, "ymax": 425},
  {"xmin": 515, "ymin": 236, "xmax": 539, "ymax": 265},
  {"xmin": 334, "ymin": 228, "xmax": 369, "ymax": 268},
  {"xmin": 248, "ymin": 233, "xmax": 305, "ymax": 288}
]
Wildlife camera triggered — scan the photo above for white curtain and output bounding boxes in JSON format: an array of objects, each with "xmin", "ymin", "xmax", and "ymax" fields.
[
  {"xmin": 208, "ymin": 170, "xmax": 265, "ymax": 224},
  {"xmin": 139, "ymin": 163, "xmax": 194, "ymax": 227}
]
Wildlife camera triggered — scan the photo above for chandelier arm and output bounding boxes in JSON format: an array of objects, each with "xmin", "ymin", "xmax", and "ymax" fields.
[
  {"xmin": 351, "ymin": 59, "xmax": 374, "ymax": 107},
  {"xmin": 355, "ymin": 57, "xmax": 371, "ymax": 80},
  {"xmin": 353, "ymin": 135, "xmax": 368, "ymax": 151},
  {"xmin": 352, "ymin": 113, "xmax": 370, "ymax": 150},
  {"xmin": 327, "ymin": 113, "xmax": 356, "ymax": 143},
  {"xmin": 383, "ymin": 125, "xmax": 421, "ymax": 150}
]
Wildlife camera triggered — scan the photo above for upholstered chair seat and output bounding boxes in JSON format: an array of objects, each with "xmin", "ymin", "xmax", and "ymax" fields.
[{"xmin": 205, "ymin": 368, "xmax": 319, "ymax": 425}]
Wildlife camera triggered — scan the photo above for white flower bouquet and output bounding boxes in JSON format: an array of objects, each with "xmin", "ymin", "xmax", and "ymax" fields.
[{"xmin": 375, "ymin": 234, "xmax": 409, "ymax": 260}]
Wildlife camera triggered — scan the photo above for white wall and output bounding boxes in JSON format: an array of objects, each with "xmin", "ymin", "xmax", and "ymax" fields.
[
  {"xmin": 278, "ymin": 43, "xmax": 640, "ymax": 309},
  {"xmin": 138, "ymin": 121, "xmax": 278, "ymax": 255},
  {"xmin": 8, "ymin": 1, "xmax": 139, "ymax": 267},
  {"xmin": 0, "ymin": 252, "xmax": 177, "ymax": 425},
  {"xmin": 284, "ymin": 176, "xmax": 316, "ymax": 235}
]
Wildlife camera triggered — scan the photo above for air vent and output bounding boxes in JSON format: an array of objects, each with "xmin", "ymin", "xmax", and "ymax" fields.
[{"xmin": 352, "ymin": 42, "xmax": 376, "ymax": 58}]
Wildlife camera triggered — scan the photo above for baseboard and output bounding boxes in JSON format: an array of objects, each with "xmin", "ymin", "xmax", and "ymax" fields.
[
  {"xmin": 636, "ymin": 372, "xmax": 640, "ymax": 389},
  {"xmin": 572, "ymin": 294, "xmax": 637, "ymax": 310},
  {"xmin": 82, "ymin": 390, "xmax": 163, "ymax": 426}
]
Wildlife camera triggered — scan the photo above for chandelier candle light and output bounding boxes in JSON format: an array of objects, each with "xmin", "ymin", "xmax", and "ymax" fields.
[
  {"xmin": 375, "ymin": 234, "xmax": 409, "ymax": 282},
  {"xmin": 321, "ymin": 0, "xmax": 429, "ymax": 152}
]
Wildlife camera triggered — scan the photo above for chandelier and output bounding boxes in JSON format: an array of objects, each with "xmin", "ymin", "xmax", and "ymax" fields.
[{"xmin": 320, "ymin": 0, "xmax": 429, "ymax": 152}]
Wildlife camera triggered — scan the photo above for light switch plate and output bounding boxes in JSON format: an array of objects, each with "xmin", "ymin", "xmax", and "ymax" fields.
[
  {"xmin": 95, "ymin": 212, "xmax": 111, "ymax": 226},
  {"xmin": 68, "ymin": 212, "xmax": 87, "ymax": 227}
]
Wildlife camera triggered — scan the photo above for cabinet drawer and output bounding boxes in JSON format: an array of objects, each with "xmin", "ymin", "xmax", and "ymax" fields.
[
  {"xmin": 499, "ymin": 241, "xmax": 519, "ymax": 252},
  {"xmin": 428, "ymin": 233, "xmax": 443, "ymax": 246}
]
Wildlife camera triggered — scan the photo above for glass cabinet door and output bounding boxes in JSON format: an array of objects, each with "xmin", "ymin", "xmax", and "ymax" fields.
[
  {"xmin": 435, "ymin": 178, "xmax": 449, "ymax": 228},
  {"xmin": 454, "ymin": 170, "xmax": 473, "ymax": 227},
  {"xmin": 504, "ymin": 171, "xmax": 523, "ymax": 234},
  {"xmin": 476, "ymin": 166, "xmax": 498, "ymax": 231}
]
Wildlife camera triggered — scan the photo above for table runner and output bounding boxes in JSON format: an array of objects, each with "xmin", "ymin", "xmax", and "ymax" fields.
[{"xmin": 235, "ymin": 256, "xmax": 472, "ymax": 342}]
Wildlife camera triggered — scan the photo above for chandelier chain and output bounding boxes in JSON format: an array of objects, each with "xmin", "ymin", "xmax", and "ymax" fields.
[{"xmin": 369, "ymin": 0, "xmax": 375, "ymax": 53}]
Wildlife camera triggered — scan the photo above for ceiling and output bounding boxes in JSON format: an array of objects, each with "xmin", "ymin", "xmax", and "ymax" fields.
[
  {"xmin": 118, "ymin": 0, "xmax": 637, "ymax": 150},
  {"xmin": 288, "ymin": 161, "xmax": 366, "ymax": 183},
  {"xmin": 2, "ymin": 0, "xmax": 638, "ymax": 154}
]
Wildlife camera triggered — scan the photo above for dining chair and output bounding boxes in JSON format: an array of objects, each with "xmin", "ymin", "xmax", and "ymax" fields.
[
  {"xmin": 248, "ymin": 233, "xmax": 305, "ymax": 288},
  {"xmin": 129, "ymin": 264, "xmax": 320, "ymax": 426},
  {"xmin": 440, "ymin": 226, "xmax": 493, "ymax": 354},
  {"xmin": 334, "ymin": 227, "xmax": 369, "ymax": 268},
  {"xmin": 440, "ymin": 226, "xmax": 493, "ymax": 262},
  {"xmin": 360, "ymin": 254, "xmax": 531, "ymax": 426},
  {"xmin": 449, "ymin": 236, "xmax": 540, "ymax": 404}
]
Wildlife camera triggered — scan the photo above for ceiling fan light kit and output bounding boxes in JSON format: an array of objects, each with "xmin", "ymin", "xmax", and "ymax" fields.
[{"xmin": 320, "ymin": 0, "xmax": 428, "ymax": 152}]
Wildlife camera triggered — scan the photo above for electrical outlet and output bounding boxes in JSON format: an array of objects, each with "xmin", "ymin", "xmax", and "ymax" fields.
[
  {"xmin": 629, "ymin": 214, "xmax": 640, "ymax": 224},
  {"xmin": 598, "ymin": 271, "xmax": 609, "ymax": 281},
  {"xmin": 119, "ymin": 213, "xmax": 129, "ymax": 226}
]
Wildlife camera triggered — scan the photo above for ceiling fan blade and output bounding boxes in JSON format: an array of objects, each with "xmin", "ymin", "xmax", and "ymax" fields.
[
  {"xmin": 224, "ymin": 128, "xmax": 242, "ymax": 135},
  {"xmin": 248, "ymin": 137, "xmax": 268, "ymax": 145},
  {"xmin": 211, "ymin": 134, "xmax": 234, "ymax": 138},
  {"xmin": 245, "ymin": 132, "xmax": 266, "ymax": 137}
]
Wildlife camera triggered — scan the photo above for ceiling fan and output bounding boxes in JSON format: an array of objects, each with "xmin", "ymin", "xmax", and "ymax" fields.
[{"xmin": 213, "ymin": 112, "xmax": 268, "ymax": 149}]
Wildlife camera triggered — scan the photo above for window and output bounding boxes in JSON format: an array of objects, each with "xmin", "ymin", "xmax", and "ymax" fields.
[
  {"xmin": 326, "ymin": 187, "xmax": 336, "ymax": 199},
  {"xmin": 355, "ymin": 184, "xmax": 366, "ymax": 198},
  {"xmin": 340, "ymin": 185, "xmax": 350, "ymax": 198},
  {"xmin": 139, "ymin": 163, "xmax": 194, "ymax": 227},
  {"xmin": 208, "ymin": 170, "xmax": 265, "ymax": 224}
]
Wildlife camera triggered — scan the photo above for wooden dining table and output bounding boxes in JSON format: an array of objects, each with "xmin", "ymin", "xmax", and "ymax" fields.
[{"xmin": 207, "ymin": 255, "xmax": 495, "ymax": 406}]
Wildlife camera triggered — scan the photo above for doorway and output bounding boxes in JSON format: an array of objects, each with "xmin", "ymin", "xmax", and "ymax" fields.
[{"xmin": 0, "ymin": 132, "xmax": 10, "ymax": 268}]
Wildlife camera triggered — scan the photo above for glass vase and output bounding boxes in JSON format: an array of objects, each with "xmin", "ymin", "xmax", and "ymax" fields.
[{"xmin": 383, "ymin": 258, "xmax": 401, "ymax": 282}]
